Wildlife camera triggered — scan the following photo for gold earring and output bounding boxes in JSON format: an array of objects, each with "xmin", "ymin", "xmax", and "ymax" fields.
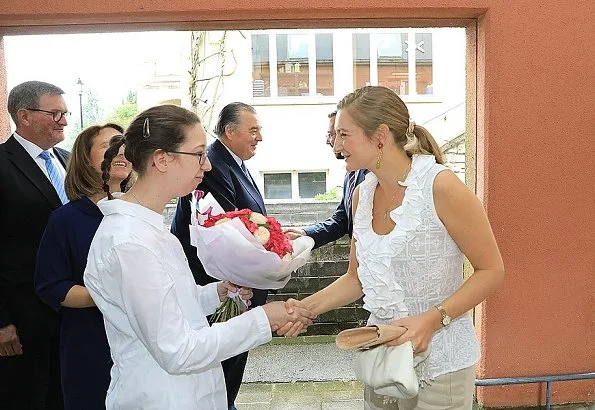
[{"xmin": 376, "ymin": 143, "xmax": 383, "ymax": 169}]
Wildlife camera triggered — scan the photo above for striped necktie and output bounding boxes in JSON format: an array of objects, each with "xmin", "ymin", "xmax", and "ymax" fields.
[
  {"xmin": 346, "ymin": 171, "xmax": 357, "ymax": 211},
  {"xmin": 241, "ymin": 162, "xmax": 255, "ymax": 186},
  {"xmin": 240, "ymin": 161, "xmax": 250, "ymax": 178},
  {"xmin": 39, "ymin": 150, "xmax": 68, "ymax": 204}
]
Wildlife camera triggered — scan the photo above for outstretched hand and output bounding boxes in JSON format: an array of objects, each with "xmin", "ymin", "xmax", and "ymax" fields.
[
  {"xmin": 263, "ymin": 300, "xmax": 316, "ymax": 337},
  {"xmin": 282, "ymin": 227, "xmax": 305, "ymax": 240}
]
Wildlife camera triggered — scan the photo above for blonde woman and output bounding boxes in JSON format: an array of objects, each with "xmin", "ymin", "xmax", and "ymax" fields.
[{"xmin": 280, "ymin": 86, "xmax": 504, "ymax": 409}]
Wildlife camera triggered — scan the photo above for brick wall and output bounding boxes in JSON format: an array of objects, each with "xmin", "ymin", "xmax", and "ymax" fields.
[
  {"xmin": 441, "ymin": 133, "xmax": 466, "ymax": 181},
  {"xmin": 164, "ymin": 200, "xmax": 370, "ymax": 335}
]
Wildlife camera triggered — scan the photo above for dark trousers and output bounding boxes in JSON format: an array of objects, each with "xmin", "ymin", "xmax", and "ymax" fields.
[
  {"xmin": 221, "ymin": 288, "xmax": 268, "ymax": 409},
  {"xmin": 0, "ymin": 282, "xmax": 63, "ymax": 410},
  {"xmin": 222, "ymin": 351, "xmax": 249, "ymax": 409}
]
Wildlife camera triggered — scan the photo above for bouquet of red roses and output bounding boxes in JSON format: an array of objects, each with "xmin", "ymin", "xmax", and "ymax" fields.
[
  {"xmin": 189, "ymin": 191, "xmax": 314, "ymax": 323},
  {"xmin": 202, "ymin": 209, "xmax": 293, "ymax": 260}
]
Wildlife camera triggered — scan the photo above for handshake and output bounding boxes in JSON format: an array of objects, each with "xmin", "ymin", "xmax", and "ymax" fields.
[
  {"xmin": 263, "ymin": 299, "xmax": 315, "ymax": 337},
  {"xmin": 217, "ymin": 282, "xmax": 315, "ymax": 337}
]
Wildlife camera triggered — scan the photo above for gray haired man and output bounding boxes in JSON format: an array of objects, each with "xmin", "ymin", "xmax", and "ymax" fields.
[{"xmin": 0, "ymin": 81, "xmax": 69, "ymax": 409}]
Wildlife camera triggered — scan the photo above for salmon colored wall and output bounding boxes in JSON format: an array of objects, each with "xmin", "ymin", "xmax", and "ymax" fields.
[{"xmin": 1, "ymin": 0, "xmax": 593, "ymax": 407}]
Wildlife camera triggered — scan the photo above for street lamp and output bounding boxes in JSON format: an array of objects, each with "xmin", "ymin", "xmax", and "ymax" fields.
[{"xmin": 76, "ymin": 78, "xmax": 84, "ymax": 128}]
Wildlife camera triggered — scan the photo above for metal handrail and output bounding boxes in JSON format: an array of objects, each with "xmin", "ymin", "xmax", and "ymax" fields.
[
  {"xmin": 475, "ymin": 372, "xmax": 595, "ymax": 410},
  {"xmin": 421, "ymin": 102, "xmax": 465, "ymax": 125}
]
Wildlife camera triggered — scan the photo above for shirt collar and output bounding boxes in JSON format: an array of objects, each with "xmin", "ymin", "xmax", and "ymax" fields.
[
  {"xmin": 97, "ymin": 198, "xmax": 164, "ymax": 231},
  {"xmin": 219, "ymin": 140, "xmax": 243, "ymax": 167},
  {"xmin": 13, "ymin": 132, "xmax": 56, "ymax": 160}
]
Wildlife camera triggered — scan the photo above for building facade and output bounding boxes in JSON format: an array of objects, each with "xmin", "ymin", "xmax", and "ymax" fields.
[{"xmin": 136, "ymin": 28, "xmax": 467, "ymax": 202}]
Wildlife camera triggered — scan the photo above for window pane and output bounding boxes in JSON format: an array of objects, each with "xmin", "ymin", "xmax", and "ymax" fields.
[
  {"xmin": 353, "ymin": 33, "xmax": 370, "ymax": 89},
  {"xmin": 264, "ymin": 173, "xmax": 292, "ymax": 199},
  {"xmin": 298, "ymin": 172, "xmax": 326, "ymax": 198},
  {"xmin": 277, "ymin": 34, "xmax": 309, "ymax": 96},
  {"xmin": 415, "ymin": 33, "xmax": 433, "ymax": 95},
  {"xmin": 315, "ymin": 34, "xmax": 333, "ymax": 96},
  {"xmin": 377, "ymin": 33, "xmax": 408, "ymax": 95},
  {"xmin": 251, "ymin": 34, "xmax": 270, "ymax": 97}
]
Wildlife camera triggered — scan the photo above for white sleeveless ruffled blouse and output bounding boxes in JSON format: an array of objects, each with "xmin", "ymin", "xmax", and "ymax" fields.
[{"xmin": 353, "ymin": 154, "xmax": 480, "ymax": 380}]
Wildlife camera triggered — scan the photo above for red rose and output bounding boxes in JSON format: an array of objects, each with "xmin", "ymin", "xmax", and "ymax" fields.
[{"xmin": 201, "ymin": 209, "xmax": 293, "ymax": 258}]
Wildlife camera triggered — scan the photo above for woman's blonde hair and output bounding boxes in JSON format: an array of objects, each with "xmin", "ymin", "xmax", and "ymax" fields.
[
  {"xmin": 65, "ymin": 123, "xmax": 126, "ymax": 201},
  {"xmin": 337, "ymin": 86, "xmax": 444, "ymax": 164}
]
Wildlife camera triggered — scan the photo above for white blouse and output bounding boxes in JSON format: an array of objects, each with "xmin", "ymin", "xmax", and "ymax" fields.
[
  {"xmin": 84, "ymin": 199, "xmax": 272, "ymax": 409},
  {"xmin": 353, "ymin": 155, "xmax": 480, "ymax": 380}
]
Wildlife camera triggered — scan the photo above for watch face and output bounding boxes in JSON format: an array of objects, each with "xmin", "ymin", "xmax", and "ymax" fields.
[{"xmin": 442, "ymin": 316, "xmax": 451, "ymax": 326}]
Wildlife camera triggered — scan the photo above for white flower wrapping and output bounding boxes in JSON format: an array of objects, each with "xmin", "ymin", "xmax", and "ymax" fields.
[{"xmin": 189, "ymin": 193, "xmax": 314, "ymax": 289}]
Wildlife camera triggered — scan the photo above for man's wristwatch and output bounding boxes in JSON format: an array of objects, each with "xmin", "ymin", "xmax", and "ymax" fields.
[{"xmin": 435, "ymin": 304, "xmax": 451, "ymax": 327}]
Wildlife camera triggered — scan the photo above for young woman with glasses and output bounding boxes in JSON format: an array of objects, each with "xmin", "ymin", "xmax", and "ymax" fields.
[{"xmin": 83, "ymin": 105, "xmax": 314, "ymax": 409}]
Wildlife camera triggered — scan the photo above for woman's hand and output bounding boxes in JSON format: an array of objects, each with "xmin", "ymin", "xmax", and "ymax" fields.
[
  {"xmin": 262, "ymin": 301, "xmax": 315, "ymax": 336},
  {"xmin": 272, "ymin": 298, "xmax": 316, "ymax": 337},
  {"xmin": 217, "ymin": 281, "xmax": 252, "ymax": 306},
  {"xmin": 385, "ymin": 309, "xmax": 442, "ymax": 353}
]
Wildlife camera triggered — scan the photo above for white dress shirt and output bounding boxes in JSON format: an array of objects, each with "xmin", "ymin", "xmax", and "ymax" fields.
[
  {"xmin": 219, "ymin": 140, "xmax": 243, "ymax": 167},
  {"xmin": 13, "ymin": 132, "xmax": 66, "ymax": 180},
  {"xmin": 84, "ymin": 199, "xmax": 272, "ymax": 409}
]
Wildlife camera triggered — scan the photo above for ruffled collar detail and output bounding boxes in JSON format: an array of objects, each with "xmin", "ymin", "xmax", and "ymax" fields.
[{"xmin": 354, "ymin": 155, "xmax": 437, "ymax": 321}]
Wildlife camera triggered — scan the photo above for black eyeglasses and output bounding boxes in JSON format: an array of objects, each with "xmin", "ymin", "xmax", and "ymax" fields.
[
  {"xmin": 26, "ymin": 108, "xmax": 70, "ymax": 123},
  {"xmin": 168, "ymin": 150, "xmax": 209, "ymax": 165}
]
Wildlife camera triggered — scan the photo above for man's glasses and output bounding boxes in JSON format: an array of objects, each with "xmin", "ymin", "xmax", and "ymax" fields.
[
  {"xmin": 168, "ymin": 150, "xmax": 209, "ymax": 166},
  {"xmin": 26, "ymin": 108, "xmax": 70, "ymax": 123},
  {"xmin": 326, "ymin": 131, "xmax": 336, "ymax": 146}
]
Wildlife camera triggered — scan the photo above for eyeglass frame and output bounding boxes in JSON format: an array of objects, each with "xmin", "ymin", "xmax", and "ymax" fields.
[
  {"xmin": 146, "ymin": 117, "xmax": 209, "ymax": 165},
  {"xmin": 326, "ymin": 130, "xmax": 337, "ymax": 146},
  {"xmin": 25, "ymin": 108, "xmax": 70, "ymax": 123},
  {"xmin": 168, "ymin": 150, "xmax": 209, "ymax": 165}
]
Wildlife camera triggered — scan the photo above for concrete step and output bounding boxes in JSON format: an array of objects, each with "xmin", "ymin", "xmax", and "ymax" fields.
[{"xmin": 244, "ymin": 341, "xmax": 356, "ymax": 383}]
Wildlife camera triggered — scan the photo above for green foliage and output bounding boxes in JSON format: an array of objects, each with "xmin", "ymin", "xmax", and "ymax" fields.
[
  {"xmin": 63, "ymin": 89, "xmax": 105, "ymax": 149},
  {"xmin": 106, "ymin": 91, "xmax": 138, "ymax": 129},
  {"xmin": 314, "ymin": 188, "xmax": 339, "ymax": 201}
]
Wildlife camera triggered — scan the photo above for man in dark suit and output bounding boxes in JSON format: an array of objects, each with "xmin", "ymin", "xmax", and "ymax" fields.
[
  {"xmin": 171, "ymin": 102, "xmax": 266, "ymax": 410},
  {"xmin": 0, "ymin": 81, "xmax": 69, "ymax": 409},
  {"xmin": 284, "ymin": 111, "xmax": 366, "ymax": 249}
]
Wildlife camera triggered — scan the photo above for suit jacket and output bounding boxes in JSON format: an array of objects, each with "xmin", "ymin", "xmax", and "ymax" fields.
[
  {"xmin": 0, "ymin": 135, "xmax": 69, "ymax": 328},
  {"xmin": 171, "ymin": 138, "xmax": 268, "ymax": 306},
  {"xmin": 303, "ymin": 169, "xmax": 367, "ymax": 249}
]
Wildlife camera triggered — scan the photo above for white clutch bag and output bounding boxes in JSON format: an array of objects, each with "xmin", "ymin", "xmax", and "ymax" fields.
[{"xmin": 337, "ymin": 325, "xmax": 430, "ymax": 398}]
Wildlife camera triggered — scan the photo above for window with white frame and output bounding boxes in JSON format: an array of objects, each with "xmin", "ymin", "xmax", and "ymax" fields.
[
  {"xmin": 264, "ymin": 173, "xmax": 292, "ymax": 199},
  {"xmin": 353, "ymin": 31, "xmax": 433, "ymax": 95},
  {"xmin": 251, "ymin": 32, "xmax": 334, "ymax": 98},
  {"xmin": 251, "ymin": 30, "xmax": 433, "ymax": 99},
  {"xmin": 263, "ymin": 171, "xmax": 327, "ymax": 200},
  {"xmin": 298, "ymin": 172, "xmax": 326, "ymax": 198}
]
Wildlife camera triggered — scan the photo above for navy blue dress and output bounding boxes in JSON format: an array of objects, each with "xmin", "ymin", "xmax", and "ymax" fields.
[{"xmin": 35, "ymin": 197, "xmax": 111, "ymax": 410}]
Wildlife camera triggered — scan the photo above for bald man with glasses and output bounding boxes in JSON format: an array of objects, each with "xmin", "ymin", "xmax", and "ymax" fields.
[{"xmin": 0, "ymin": 81, "xmax": 69, "ymax": 409}]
